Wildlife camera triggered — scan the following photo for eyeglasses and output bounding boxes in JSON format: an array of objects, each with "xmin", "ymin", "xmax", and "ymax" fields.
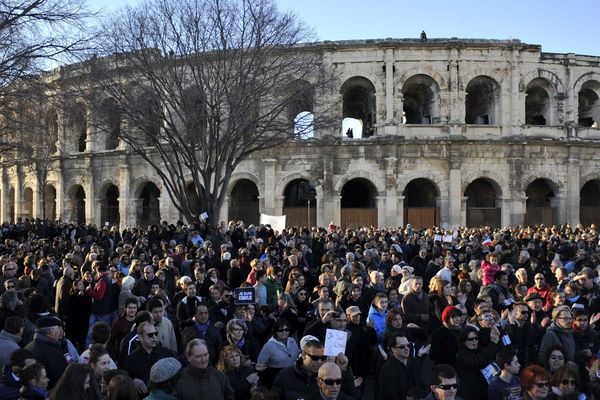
[
  {"xmin": 298, "ymin": 292, "xmax": 307, "ymax": 296},
  {"xmin": 532, "ymin": 382, "xmax": 549, "ymax": 388},
  {"xmin": 223, "ymin": 294, "xmax": 232, "ymax": 299},
  {"xmin": 534, "ymin": 278, "xmax": 545, "ymax": 281},
  {"xmin": 466, "ymin": 337, "xmax": 479, "ymax": 341},
  {"xmin": 393, "ymin": 344, "xmax": 410, "ymax": 349},
  {"xmin": 277, "ymin": 328, "xmax": 290, "ymax": 333},
  {"xmin": 6, "ymin": 285, "xmax": 15, "ymax": 289},
  {"xmin": 557, "ymin": 316, "xmax": 573, "ymax": 321},
  {"xmin": 305, "ymin": 354, "xmax": 328, "ymax": 362},
  {"xmin": 320, "ymin": 378, "xmax": 343, "ymax": 386},
  {"xmin": 145, "ymin": 331, "xmax": 158, "ymax": 337},
  {"xmin": 436, "ymin": 384, "xmax": 458, "ymax": 391},
  {"xmin": 561, "ymin": 379, "xmax": 576, "ymax": 386}
]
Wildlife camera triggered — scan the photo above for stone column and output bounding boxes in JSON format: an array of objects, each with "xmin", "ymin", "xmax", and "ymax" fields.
[
  {"xmin": 448, "ymin": 169, "xmax": 462, "ymax": 228},
  {"xmin": 566, "ymin": 159, "xmax": 580, "ymax": 226},
  {"xmin": 565, "ymin": 54, "xmax": 577, "ymax": 125},
  {"xmin": 460, "ymin": 196, "xmax": 468, "ymax": 226},
  {"xmin": 513, "ymin": 193, "xmax": 527, "ymax": 226},
  {"xmin": 384, "ymin": 49, "xmax": 395, "ymax": 124},
  {"xmin": 0, "ymin": 167, "xmax": 7, "ymax": 222},
  {"xmin": 14, "ymin": 167, "xmax": 23, "ymax": 221},
  {"xmin": 56, "ymin": 163, "xmax": 65, "ymax": 221},
  {"xmin": 398, "ymin": 196, "xmax": 405, "ymax": 227},
  {"xmin": 262, "ymin": 159, "xmax": 276, "ymax": 215},
  {"xmin": 275, "ymin": 195, "xmax": 285, "ymax": 216},
  {"xmin": 32, "ymin": 183, "xmax": 41, "ymax": 219},
  {"xmin": 498, "ymin": 196, "xmax": 511, "ymax": 227},
  {"xmin": 448, "ymin": 49, "xmax": 462, "ymax": 124},
  {"xmin": 332, "ymin": 196, "xmax": 341, "ymax": 227},
  {"xmin": 220, "ymin": 196, "xmax": 229, "ymax": 224},
  {"xmin": 384, "ymin": 157, "xmax": 399, "ymax": 226},
  {"xmin": 509, "ymin": 50, "xmax": 522, "ymax": 133},
  {"xmin": 119, "ymin": 161, "xmax": 132, "ymax": 228},
  {"xmin": 86, "ymin": 164, "xmax": 96, "ymax": 226},
  {"xmin": 438, "ymin": 196, "xmax": 450, "ymax": 228},
  {"xmin": 376, "ymin": 196, "xmax": 385, "ymax": 227}
]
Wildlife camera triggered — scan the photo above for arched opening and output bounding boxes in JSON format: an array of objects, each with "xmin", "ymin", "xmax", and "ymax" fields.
[
  {"xmin": 341, "ymin": 77, "xmax": 376, "ymax": 138},
  {"xmin": 578, "ymin": 81, "xmax": 600, "ymax": 128},
  {"xmin": 283, "ymin": 179, "xmax": 316, "ymax": 228},
  {"xmin": 44, "ymin": 109, "xmax": 58, "ymax": 154},
  {"xmin": 464, "ymin": 179, "xmax": 501, "ymax": 227},
  {"xmin": 524, "ymin": 179, "xmax": 557, "ymax": 226},
  {"xmin": 66, "ymin": 103, "xmax": 87, "ymax": 153},
  {"xmin": 44, "ymin": 185, "xmax": 56, "ymax": 220},
  {"xmin": 465, "ymin": 76, "xmax": 501, "ymax": 125},
  {"xmin": 99, "ymin": 97, "xmax": 121, "ymax": 150},
  {"xmin": 228, "ymin": 179, "xmax": 260, "ymax": 226},
  {"xmin": 402, "ymin": 74, "xmax": 440, "ymax": 124},
  {"xmin": 525, "ymin": 80, "xmax": 551, "ymax": 125},
  {"xmin": 23, "ymin": 187, "xmax": 33, "ymax": 220},
  {"xmin": 287, "ymin": 80, "xmax": 315, "ymax": 139},
  {"xmin": 72, "ymin": 185, "xmax": 86, "ymax": 224},
  {"xmin": 7, "ymin": 187, "xmax": 14, "ymax": 223},
  {"xmin": 138, "ymin": 182, "xmax": 160, "ymax": 226},
  {"xmin": 101, "ymin": 184, "xmax": 120, "ymax": 226},
  {"xmin": 403, "ymin": 178, "xmax": 440, "ymax": 228},
  {"xmin": 340, "ymin": 178, "xmax": 377, "ymax": 229},
  {"xmin": 580, "ymin": 180, "xmax": 600, "ymax": 227}
]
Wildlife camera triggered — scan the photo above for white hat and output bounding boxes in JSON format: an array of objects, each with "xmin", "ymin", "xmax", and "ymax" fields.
[
  {"xmin": 401, "ymin": 265, "xmax": 415, "ymax": 274},
  {"xmin": 391, "ymin": 264, "xmax": 403, "ymax": 274}
]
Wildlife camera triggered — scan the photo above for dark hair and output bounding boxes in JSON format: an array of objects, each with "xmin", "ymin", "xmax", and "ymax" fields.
[
  {"xmin": 48, "ymin": 364, "xmax": 90, "ymax": 400},
  {"xmin": 496, "ymin": 349, "xmax": 517, "ymax": 370},
  {"xmin": 384, "ymin": 332, "xmax": 407, "ymax": 353},
  {"xmin": 271, "ymin": 318, "xmax": 290, "ymax": 337},
  {"xmin": 107, "ymin": 374, "xmax": 138, "ymax": 400},
  {"xmin": 544, "ymin": 345, "xmax": 566, "ymax": 371},
  {"xmin": 124, "ymin": 297, "xmax": 138, "ymax": 308},
  {"xmin": 430, "ymin": 364, "xmax": 457, "ymax": 386},
  {"xmin": 4, "ymin": 315, "xmax": 23, "ymax": 334},
  {"xmin": 9, "ymin": 348, "xmax": 34, "ymax": 369},
  {"xmin": 494, "ymin": 270, "xmax": 508, "ymax": 281},
  {"xmin": 549, "ymin": 364, "xmax": 580, "ymax": 388},
  {"xmin": 89, "ymin": 343, "xmax": 109, "ymax": 365},
  {"xmin": 385, "ymin": 308, "xmax": 403, "ymax": 327},
  {"xmin": 102, "ymin": 368, "xmax": 127, "ymax": 386},
  {"xmin": 459, "ymin": 326, "xmax": 479, "ymax": 344},
  {"xmin": 18, "ymin": 362, "xmax": 45, "ymax": 385},
  {"xmin": 256, "ymin": 270, "xmax": 267, "ymax": 280},
  {"xmin": 521, "ymin": 364, "xmax": 550, "ymax": 391},
  {"xmin": 134, "ymin": 310, "xmax": 153, "ymax": 325},
  {"xmin": 91, "ymin": 322, "xmax": 111, "ymax": 344},
  {"xmin": 147, "ymin": 297, "xmax": 163, "ymax": 311}
]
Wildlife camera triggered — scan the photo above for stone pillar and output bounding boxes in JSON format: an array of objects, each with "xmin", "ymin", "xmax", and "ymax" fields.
[
  {"xmin": 460, "ymin": 196, "xmax": 468, "ymax": 227},
  {"xmin": 119, "ymin": 161, "xmax": 132, "ymax": 228},
  {"xmin": 0, "ymin": 167, "xmax": 7, "ymax": 222},
  {"xmin": 159, "ymin": 186, "xmax": 171, "ymax": 223},
  {"xmin": 220, "ymin": 196, "xmax": 229, "ymax": 224},
  {"xmin": 332, "ymin": 196, "xmax": 341, "ymax": 227},
  {"xmin": 565, "ymin": 54, "xmax": 577, "ymax": 124},
  {"xmin": 85, "ymin": 99, "xmax": 95, "ymax": 152},
  {"xmin": 498, "ymin": 196, "xmax": 511, "ymax": 227},
  {"xmin": 86, "ymin": 165, "xmax": 96, "ymax": 226},
  {"xmin": 32, "ymin": 183, "xmax": 41, "ymax": 219},
  {"xmin": 554, "ymin": 195, "xmax": 567, "ymax": 225},
  {"xmin": 438, "ymin": 196, "xmax": 450, "ymax": 228},
  {"xmin": 513, "ymin": 193, "xmax": 527, "ymax": 226},
  {"xmin": 376, "ymin": 196, "xmax": 386, "ymax": 227},
  {"xmin": 398, "ymin": 196, "xmax": 405, "ymax": 227},
  {"xmin": 509, "ymin": 50, "xmax": 522, "ymax": 133},
  {"xmin": 566, "ymin": 160, "xmax": 580, "ymax": 226},
  {"xmin": 315, "ymin": 191, "xmax": 325, "ymax": 228},
  {"xmin": 14, "ymin": 167, "xmax": 23, "ymax": 221},
  {"xmin": 384, "ymin": 157, "xmax": 399, "ymax": 226},
  {"xmin": 56, "ymin": 163, "xmax": 65, "ymax": 221},
  {"xmin": 275, "ymin": 195, "xmax": 284, "ymax": 216},
  {"xmin": 384, "ymin": 49, "xmax": 395, "ymax": 124},
  {"xmin": 448, "ymin": 169, "xmax": 462, "ymax": 227},
  {"xmin": 262, "ymin": 159, "xmax": 276, "ymax": 215},
  {"xmin": 448, "ymin": 50, "xmax": 462, "ymax": 124}
]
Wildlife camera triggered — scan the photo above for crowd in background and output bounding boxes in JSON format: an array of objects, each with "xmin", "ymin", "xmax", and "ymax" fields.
[{"xmin": 0, "ymin": 219, "xmax": 600, "ymax": 399}]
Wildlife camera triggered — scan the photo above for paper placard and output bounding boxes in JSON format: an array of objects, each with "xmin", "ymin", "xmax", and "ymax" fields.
[
  {"xmin": 443, "ymin": 235, "xmax": 453, "ymax": 243},
  {"xmin": 480, "ymin": 362, "xmax": 501, "ymax": 383},
  {"xmin": 200, "ymin": 212, "xmax": 209, "ymax": 220},
  {"xmin": 434, "ymin": 234, "xmax": 442, "ymax": 242},
  {"xmin": 260, "ymin": 213, "xmax": 286, "ymax": 233},
  {"xmin": 324, "ymin": 328, "xmax": 347, "ymax": 356}
]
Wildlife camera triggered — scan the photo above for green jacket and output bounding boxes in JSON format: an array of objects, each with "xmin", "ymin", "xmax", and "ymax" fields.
[{"xmin": 265, "ymin": 277, "xmax": 283, "ymax": 307}]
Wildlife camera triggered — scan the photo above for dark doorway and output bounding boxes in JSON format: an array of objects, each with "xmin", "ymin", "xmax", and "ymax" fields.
[
  {"xmin": 44, "ymin": 185, "xmax": 56, "ymax": 220},
  {"xmin": 464, "ymin": 179, "xmax": 500, "ymax": 227},
  {"xmin": 102, "ymin": 185, "xmax": 120, "ymax": 226},
  {"xmin": 580, "ymin": 180, "xmax": 600, "ymax": 227},
  {"xmin": 228, "ymin": 179, "xmax": 260, "ymax": 226},
  {"xmin": 139, "ymin": 182, "xmax": 160, "ymax": 226},
  {"xmin": 524, "ymin": 179, "xmax": 557, "ymax": 226},
  {"xmin": 283, "ymin": 179, "xmax": 316, "ymax": 228},
  {"xmin": 403, "ymin": 178, "xmax": 440, "ymax": 228},
  {"xmin": 340, "ymin": 178, "xmax": 377, "ymax": 229}
]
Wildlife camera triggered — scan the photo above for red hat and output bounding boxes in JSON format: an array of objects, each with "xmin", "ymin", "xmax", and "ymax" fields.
[{"xmin": 441, "ymin": 306, "xmax": 457, "ymax": 323}]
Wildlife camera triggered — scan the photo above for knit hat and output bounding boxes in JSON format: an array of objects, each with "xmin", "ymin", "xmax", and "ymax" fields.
[
  {"xmin": 300, "ymin": 335, "xmax": 320, "ymax": 351},
  {"xmin": 346, "ymin": 306, "xmax": 362, "ymax": 317},
  {"xmin": 36, "ymin": 316, "xmax": 62, "ymax": 329},
  {"xmin": 149, "ymin": 357, "xmax": 182, "ymax": 383},
  {"xmin": 441, "ymin": 306, "xmax": 458, "ymax": 323},
  {"xmin": 222, "ymin": 252, "xmax": 231, "ymax": 261}
]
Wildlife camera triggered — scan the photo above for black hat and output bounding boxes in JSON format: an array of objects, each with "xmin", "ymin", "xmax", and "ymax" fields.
[
  {"xmin": 524, "ymin": 293, "xmax": 542, "ymax": 302},
  {"xmin": 36, "ymin": 316, "xmax": 62, "ymax": 329}
]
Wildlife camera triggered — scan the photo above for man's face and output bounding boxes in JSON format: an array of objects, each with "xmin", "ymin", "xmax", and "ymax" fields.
[
  {"xmin": 498, "ymin": 274, "xmax": 509, "ymax": 288},
  {"xmin": 195, "ymin": 306, "xmax": 209, "ymax": 324},
  {"xmin": 140, "ymin": 324, "xmax": 158, "ymax": 350},
  {"xmin": 506, "ymin": 355, "xmax": 521, "ymax": 375},
  {"xmin": 391, "ymin": 336, "xmax": 410, "ymax": 362},
  {"xmin": 317, "ymin": 366, "xmax": 342, "ymax": 399},
  {"xmin": 302, "ymin": 346, "xmax": 326, "ymax": 374},
  {"xmin": 528, "ymin": 299, "xmax": 543, "ymax": 311},
  {"xmin": 125, "ymin": 303, "xmax": 138, "ymax": 319},
  {"xmin": 330, "ymin": 313, "xmax": 347, "ymax": 330},
  {"xmin": 374, "ymin": 297, "xmax": 388, "ymax": 311},
  {"xmin": 412, "ymin": 278, "xmax": 423, "ymax": 293},
  {"xmin": 349, "ymin": 312, "xmax": 361, "ymax": 324},
  {"xmin": 151, "ymin": 306, "xmax": 163, "ymax": 325},
  {"xmin": 318, "ymin": 303, "xmax": 333, "ymax": 319},
  {"xmin": 431, "ymin": 376, "xmax": 458, "ymax": 400},
  {"xmin": 222, "ymin": 291, "xmax": 233, "ymax": 304},
  {"xmin": 574, "ymin": 314, "xmax": 589, "ymax": 330},
  {"xmin": 3, "ymin": 279, "xmax": 15, "ymax": 291},
  {"xmin": 419, "ymin": 249, "xmax": 427, "ymax": 258},
  {"xmin": 144, "ymin": 267, "xmax": 155, "ymax": 280},
  {"xmin": 556, "ymin": 311, "xmax": 573, "ymax": 329},
  {"xmin": 187, "ymin": 343, "xmax": 210, "ymax": 369},
  {"xmin": 515, "ymin": 306, "xmax": 530, "ymax": 322},
  {"xmin": 187, "ymin": 284, "xmax": 197, "ymax": 297},
  {"xmin": 3, "ymin": 262, "xmax": 16, "ymax": 277},
  {"xmin": 91, "ymin": 354, "xmax": 111, "ymax": 378},
  {"xmin": 534, "ymin": 274, "xmax": 545, "ymax": 289}
]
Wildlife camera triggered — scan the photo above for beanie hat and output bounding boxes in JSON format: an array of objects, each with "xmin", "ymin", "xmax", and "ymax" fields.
[
  {"xmin": 441, "ymin": 306, "xmax": 457, "ymax": 323},
  {"xmin": 149, "ymin": 357, "xmax": 182, "ymax": 383},
  {"xmin": 36, "ymin": 316, "xmax": 62, "ymax": 329}
]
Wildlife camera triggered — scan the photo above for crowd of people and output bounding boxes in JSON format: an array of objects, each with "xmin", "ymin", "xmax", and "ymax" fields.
[{"xmin": 0, "ymin": 219, "xmax": 599, "ymax": 399}]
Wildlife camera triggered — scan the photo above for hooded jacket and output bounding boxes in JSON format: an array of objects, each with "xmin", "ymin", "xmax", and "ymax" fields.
[{"xmin": 539, "ymin": 322, "xmax": 576, "ymax": 364}]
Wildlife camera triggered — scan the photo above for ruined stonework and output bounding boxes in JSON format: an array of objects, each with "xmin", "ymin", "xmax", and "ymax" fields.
[{"xmin": 5, "ymin": 38, "xmax": 600, "ymax": 229}]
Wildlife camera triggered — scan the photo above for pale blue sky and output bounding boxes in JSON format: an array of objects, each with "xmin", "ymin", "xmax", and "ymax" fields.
[{"xmin": 89, "ymin": 0, "xmax": 600, "ymax": 56}]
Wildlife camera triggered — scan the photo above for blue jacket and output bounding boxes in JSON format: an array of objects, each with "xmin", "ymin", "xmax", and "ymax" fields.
[
  {"xmin": 0, "ymin": 364, "xmax": 20, "ymax": 400},
  {"xmin": 366, "ymin": 304, "xmax": 387, "ymax": 344}
]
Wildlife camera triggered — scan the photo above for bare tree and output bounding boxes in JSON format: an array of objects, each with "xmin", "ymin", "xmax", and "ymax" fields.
[{"xmin": 91, "ymin": 0, "xmax": 336, "ymax": 225}]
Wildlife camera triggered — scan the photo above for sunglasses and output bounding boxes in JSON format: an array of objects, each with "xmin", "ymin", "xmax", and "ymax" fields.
[
  {"xmin": 561, "ymin": 379, "xmax": 576, "ymax": 386},
  {"xmin": 320, "ymin": 378, "xmax": 343, "ymax": 386},
  {"xmin": 393, "ymin": 344, "xmax": 410, "ymax": 349},
  {"xmin": 466, "ymin": 337, "xmax": 479, "ymax": 342},
  {"xmin": 437, "ymin": 384, "xmax": 458, "ymax": 391},
  {"xmin": 305, "ymin": 354, "xmax": 328, "ymax": 362},
  {"xmin": 533, "ymin": 382, "xmax": 549, "ymax": 388},
  {"xmin": 6, "ymin": 285, "xmax": 15, "ymax": 289},
  {"xmin": 145, "ymin": 331, "xmax": 158, "ymax": 337},
  {"xmin": 277, "ymin": 328, "xmax": 290, "ymax": 333}
]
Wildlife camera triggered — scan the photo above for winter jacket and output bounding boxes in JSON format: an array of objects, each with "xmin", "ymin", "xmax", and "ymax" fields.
[
  {"xmin": 456, "ymin": 341, "xmax": 500, "ymax": 400},
  {"xmin": 539, "ymin": 322, "xmax": 576, "ymax": 363},
  {"xmin": 367, "ymin": 304, "xmax": 387, "ymax": 344},
  {"xmin": 24, "ymin": 333, "xmax": 68, "ymax": 389},
  {"xmin": 0, "ymin": 330, "xmax": 21, "ymax": 371},
  {"xmin": 177, "ymin": 366, "xmax": 234, "ymax": 400},
  {"xmin": 481, "ymin": 260, "xmax": 501, "ymax": 286},
  {"xmin": 257, "ymin": 337, "xmax": 300, "ymax": 368}
]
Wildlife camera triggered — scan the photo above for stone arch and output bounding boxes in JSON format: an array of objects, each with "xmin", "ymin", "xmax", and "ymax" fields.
[
  {"xmin": 521, "ymin": 175, "xmax": 562, "ymax": 197},
  {"xmin": 229, "ymin": 172, "xmax": 262, "ymax": 198},
  {"xmin": 7, "ymin": 186, "xmax": 15, "ymax": 222},
  {"xmin": 285, "ymin": 79, "xmax": 315, "ymax": 139},
  {"xmin": 574, "ymin": 75, "xmax": 600, "ymax": 128},
  {"xmin": 97, "ymin": 96, "xmax": 121, "ymax": 150},
  {"xmin": 461, "ymin": 173, "xmax": 507, "ymax": 198},
  {"xmin": 397, "ymin": 171, "xmax": 447, "ymax": 199},
  {"xmin": 137, "ymin": 181, "xmax": 161, "ymax": 226},
  {"xmin": 523, "ymin": 176, "xmax": 561, "ymax": 226},
  {"xmin": 580, "ymin": 178, "xmax": 600, "ymax": 227},
  {"xmin": 460, "ymin": 68, "xmax": 507, "ymax": 91},
  {"xmin": 66, "ymin": 182, "xmax": 86, "ymax": 224},
  {"xmin": 519, "ymin": 69, "xmax": 565, "ymax": 94},
  {"xmin": 132, "ymin": 175, "xmax": 163, "ymax": 198},
  {"xmin": 340, "ymin": 76, "xmax": 377, "ymax": 138},
  {"xmin": 464, "ymin": 75, "xmax": 502, "ymax": 125},
  {"xmin": 276, "ymin": 172, "xmax": 316, "ymax": 198},
  {"xmin": 463, "ymin": 176, "xmax": 503, "ymax": 228},
  {"xmin": 100, "ymin": 182, "xmax": 120, "ymax": 226},
  {"xmin": 339, "ymin": 177, "xmax": 378, "ymax": 229},
  {"xmin": 43, "ymin": 183, "xmax": 57, "ymax": 220},
  {"xmin": 63, "ymin": 101, "xmax": 87, "ymax": 153},
  {"xmin": 22, "ymin": 186, "xmax": 34, "ymax": 220},
  {"xmin": 43, "ymin": 109, "xmax": 59, "ymax": 154},
  {"xmin": 573, "ymin": 73, "xmax": 600, "ymax": 95},
  {"xmin": 524, "ymin": 78, "xmax": 556, "ymax": 126},
  {"xmin": 334, "ymin": 170, "xmax": 385, "ymax": 195},
  {"xmin": 95, "ymin": 178, "xmax": 121, "ymax": 199},
  {"xmin": 228, "ymin": 179, "xmax": 260, "ymax": 225},
  {"xmin": 400, "ymin": 74, "xmax": 442, "ymax": 124},
  {"xmin": 396, "ymin": 68, "xmax": 449, "ymax": 92},
  {"xmin": 401, "ymin": 176, "xmax": 442, "ymax": 228}
]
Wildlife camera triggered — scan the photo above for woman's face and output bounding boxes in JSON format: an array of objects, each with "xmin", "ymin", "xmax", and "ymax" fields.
[
  {"xmin": 388, "ymin": 290, "xmax": 399, "ymax": 302},
  {"xmin": 558, "ymin": 375, "xmax": 577, "ymax": 394},
  {"xmin": 297, "ymin": 275, "xmax": 305, "ymax": 287},
  {"xmin": 33, "ymin": 368, "xmax": 49, "ymax": 390},
  {"xmin": 391, "ymin": 314, "xmax": 403, "ymax": 328},
  {"xmin": 229, "ymin": 325, "xmax": 244, "ymax": 341},
  {"xmin": 297, "ymin": 290, "xmax": 308, "ymax": 302},
  {"xmin": 549, "ymin": 350, "xmax": 565, "ymax": 371},
  {"xmin": 351, "ymin": 288, "xmax": 361, "ymax": 299},
  {"xmin": 83, "ymin": 272, "xmax": 93, "ymax": 283},
  {"xmin": 464, "ymin": 332, "xmax": 479, "ymax": 350},
  {"xmin": 553, "ymin": 293, "xmax": 565, "ymax": 306},
  {"xmin": 443, "ymin": 284, "xmax": 452, "ymax": 296},
  {"xmin": 226, "ymin": 351, "xmax": 241, "ymax": 369},
  {"xmin": 76, "ymin": 280, "xmax": 85, "ymax": 291},
  {"xmin": 245, "ymin": 305, "xmax": 255, "ymax": 318},
  {"xmin": 275, "ymin": 324, "xmax": 290, "ymax": 340},
  {"xmin": 528, "ymin": 376, "xmax": 549, "ymax": 400}
]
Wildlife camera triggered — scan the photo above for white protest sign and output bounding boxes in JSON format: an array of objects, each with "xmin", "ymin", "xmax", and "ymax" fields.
[
  {"xmin": 443, "ymin": 234, "xmax": 453, "ymax": 243},
  {"xmin": 260, "ymin": 213, "xmax": 286, "ymax": 233},
  {"xmin": 324, "ymin": 328, "xmax": 347, "ymax": 356},
  {"xmin": 434, "ymin": 234, "xmax": 442, "ymax": 242}
]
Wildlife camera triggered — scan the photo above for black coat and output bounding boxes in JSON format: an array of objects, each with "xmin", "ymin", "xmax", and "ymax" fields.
[
  {"xmin": 378, "ymin": 356, "xmax": 423, "ymax": 400},
  {"xmin": 430, "ymin": 325, "xmax": 460, "ymax": 367},
  {"xmin": 456, "ymin": 341, "xmax": 500, "ymax": 400},
  {"xmin": 24, "ymin": 334, "xmax": 68, "ymax": 389}
]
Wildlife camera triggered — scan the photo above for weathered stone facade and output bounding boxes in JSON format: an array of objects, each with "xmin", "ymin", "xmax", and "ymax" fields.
[{"xmin": 5, "ymin": 38, "xmax": 600, "ymax": 229}]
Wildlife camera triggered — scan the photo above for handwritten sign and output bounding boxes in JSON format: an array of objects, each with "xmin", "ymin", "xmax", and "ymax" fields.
[
  {"xmin": 324, "ymin": 329, "xmax": 347, "ymax": 356},
  {"xmin": 443, "ymin": 235, "xmax": 454, "ymax": 243}
]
